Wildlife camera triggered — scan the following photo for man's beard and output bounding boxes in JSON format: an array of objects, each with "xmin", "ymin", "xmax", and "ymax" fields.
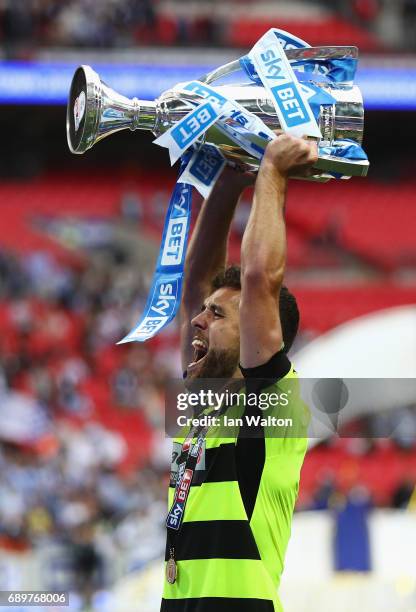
[{"xmin": 185, "ymin": 345, "xmax": 240, "ymax": 386}]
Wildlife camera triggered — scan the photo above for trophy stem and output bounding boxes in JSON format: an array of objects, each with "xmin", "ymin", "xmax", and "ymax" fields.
[
  {"xmin": 98, "ymin": 87, "xmax": 157, "ymax": 136},
  {"xmin": 135, "ymin": 101, "xmax": 157, "ymax": 132}
]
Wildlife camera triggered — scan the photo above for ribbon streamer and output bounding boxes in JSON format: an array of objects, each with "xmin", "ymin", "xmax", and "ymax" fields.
[
  {"xmin": 240, "ymin": 28, "xmax": 357, "ymax": 86},
  {"xmin": 182, "ymin": 80, "xmax": 276, "ymax": 159},
  {"xmin": 178, "ymin": 144, "xmax": 227, "ymax": 199},
  {"xmin": 247, "ymin": 29, "xmax": 322, "ymax": 138},
  {"xmin": 118, "ymin": 155, "xmax": 193, "ymax": 343},
  {"xmin": 154, "ymin": 101, "xmax": 223, "ymax": 165}
]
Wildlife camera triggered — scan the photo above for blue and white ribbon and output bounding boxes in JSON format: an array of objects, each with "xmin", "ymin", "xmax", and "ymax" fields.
[
  {"xmin": 154, "ymin": 101, "xmax": 223, "ymax": 165},
  {"xmin": 293, "ymin": 58, "xmax": 357, "ymax": 86},
  {"xmin": 317, "ymin": 140, "xmax": 368, "ymax": 179},
  {"xmin": 182, "ymin": 81, "xmax": 276, "ymax": 159},
  {"xmin": 319, "ymin": 139, "xmax": 368, "ymax": 161},
  {"xmin": 240, "ymin": 28, "xmax": 366, "ymax": 167},
  {"xmin": 178, "ymin": 144, "xmax": 226, "ymax": 199},
  {"xmin": 247, "ymin": 29, "xmax": 322, "ymax": 138},
  {"xmin": 240, "ymin": 28, "xmax": 357, "ymax": 86},
  {"xmin": 240, "ymin": 56, "xmax": 337, "ymax": 123},
  {"xmin": 118, "ymin": 156, "xmax": 193, "ymax": 343},
  {"xmin": 154, "ymin": 80, "xmax": 275, "ymax": 165},
  {"xmin": 239, "ymin": 28, "xmax": 311, "ymax": 83},
  {"xmin": 297, "ymin": 81, "xmax": 336, "ymax": 123}
]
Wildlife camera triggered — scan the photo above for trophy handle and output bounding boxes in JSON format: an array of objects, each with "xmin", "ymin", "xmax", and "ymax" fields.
[{"xmin": 199, "ymin": 46, "xmax": 358, "ymax": 85}]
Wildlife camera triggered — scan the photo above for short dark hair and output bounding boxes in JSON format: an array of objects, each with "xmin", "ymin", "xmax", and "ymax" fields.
[{"xmin": 211, "ymin": 264, "xmax": 299, "ymax": 353}]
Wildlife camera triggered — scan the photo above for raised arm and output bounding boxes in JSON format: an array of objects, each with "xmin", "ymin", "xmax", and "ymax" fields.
[
  {"xmin": 180, "ymin": 167, "xmax": 253, "ymax": 372},
  {"xmin": 240, "ymin": 135, "xmax": 318, "ymax": 368}
]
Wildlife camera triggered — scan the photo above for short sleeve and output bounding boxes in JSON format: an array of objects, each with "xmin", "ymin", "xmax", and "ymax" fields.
[{"xmin": 239, "ymin": 348, "xmax": 291, "ymax": 395}]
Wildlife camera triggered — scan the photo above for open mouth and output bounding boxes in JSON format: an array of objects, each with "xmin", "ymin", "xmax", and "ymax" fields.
[{"xmin": 188, "ymin": 338, "xmax": 208, "ymax": 371}]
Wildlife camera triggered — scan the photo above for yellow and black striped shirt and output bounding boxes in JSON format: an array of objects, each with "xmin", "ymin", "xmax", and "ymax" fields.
[{"xmin": 161, "ymin": 350, "xmax": 309, "ymax": 612}]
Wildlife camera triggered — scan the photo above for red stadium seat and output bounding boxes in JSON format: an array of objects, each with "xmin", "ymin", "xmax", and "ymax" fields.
[
  {"xmin": 293, "ymin": 285, "xmax": 416, "ymax": 334},
  {"xmin": 227, "ymin": 17, "xmax": 382, "ymax": 51},
  {"xmin": 300, "ymin": 440, "xmax": 416, "ymax": 507}
]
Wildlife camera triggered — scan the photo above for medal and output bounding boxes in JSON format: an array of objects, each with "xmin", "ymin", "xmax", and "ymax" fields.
[{"xmin": 166, "ymin": 554, "xmax": 177, "ymax": 584}]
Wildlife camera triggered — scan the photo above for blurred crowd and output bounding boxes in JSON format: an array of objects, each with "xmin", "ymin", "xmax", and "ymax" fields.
[
  {"xmin": 0, "ymin": 246, "xmax": 176, "ymax": 598},
  {"xmin": 0, "ymin": 438, "xmax": 167, "ymax": 591},
  {"xmin": 0, "ymin": 0, "xmax": 213, "ymax": 56},
  {"xmin": 2, "ymin": 0, "xmax": 416, "ymax": 57}
]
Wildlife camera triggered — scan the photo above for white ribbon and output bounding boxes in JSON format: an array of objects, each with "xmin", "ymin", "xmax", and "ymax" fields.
[
  {"xmin": 178, "ymin": 144, "xmax": 226, "ymax": 199},
  {"xmin": 248, "ymin": 29, "xmax": 322, "ymax": 138},
  {"xmin": 154, "ymin": 100, "xmax": 223, "ymax": 165}
]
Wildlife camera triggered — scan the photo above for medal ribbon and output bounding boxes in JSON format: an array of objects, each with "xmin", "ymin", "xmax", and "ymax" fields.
[
  {"xmin": 164, "ymin": 423, "xmax": 209, "ymax": 583},
  {"xmin": 166, "ymin": 424, "xmax": 208, "ymax": 532}
]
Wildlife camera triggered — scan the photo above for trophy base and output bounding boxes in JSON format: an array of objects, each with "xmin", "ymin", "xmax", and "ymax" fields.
[{"xmin": 314, "ymin": 155, "xmax": 369, "ymax": 178}]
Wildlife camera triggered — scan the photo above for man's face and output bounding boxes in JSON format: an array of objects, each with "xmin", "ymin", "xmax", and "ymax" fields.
[{"xmin": 186, "ymin": 287, "xmax": 241, "ymax": 381}]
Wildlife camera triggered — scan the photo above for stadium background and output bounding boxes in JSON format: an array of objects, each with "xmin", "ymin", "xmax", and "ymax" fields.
[{"xmin": 0, "ymin": 1, "xmax": 416, "ymax": 610}]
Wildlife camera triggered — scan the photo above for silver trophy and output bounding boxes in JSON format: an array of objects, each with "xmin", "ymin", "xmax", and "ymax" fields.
[{"xmin": 67, "ymin": 46, "xmax": 368, "ymax": 180}]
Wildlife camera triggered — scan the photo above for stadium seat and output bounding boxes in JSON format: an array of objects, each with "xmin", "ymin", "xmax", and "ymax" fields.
[{"xmin": 227, "ymin": 17, "xmax": 382, "ymax": 51}]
